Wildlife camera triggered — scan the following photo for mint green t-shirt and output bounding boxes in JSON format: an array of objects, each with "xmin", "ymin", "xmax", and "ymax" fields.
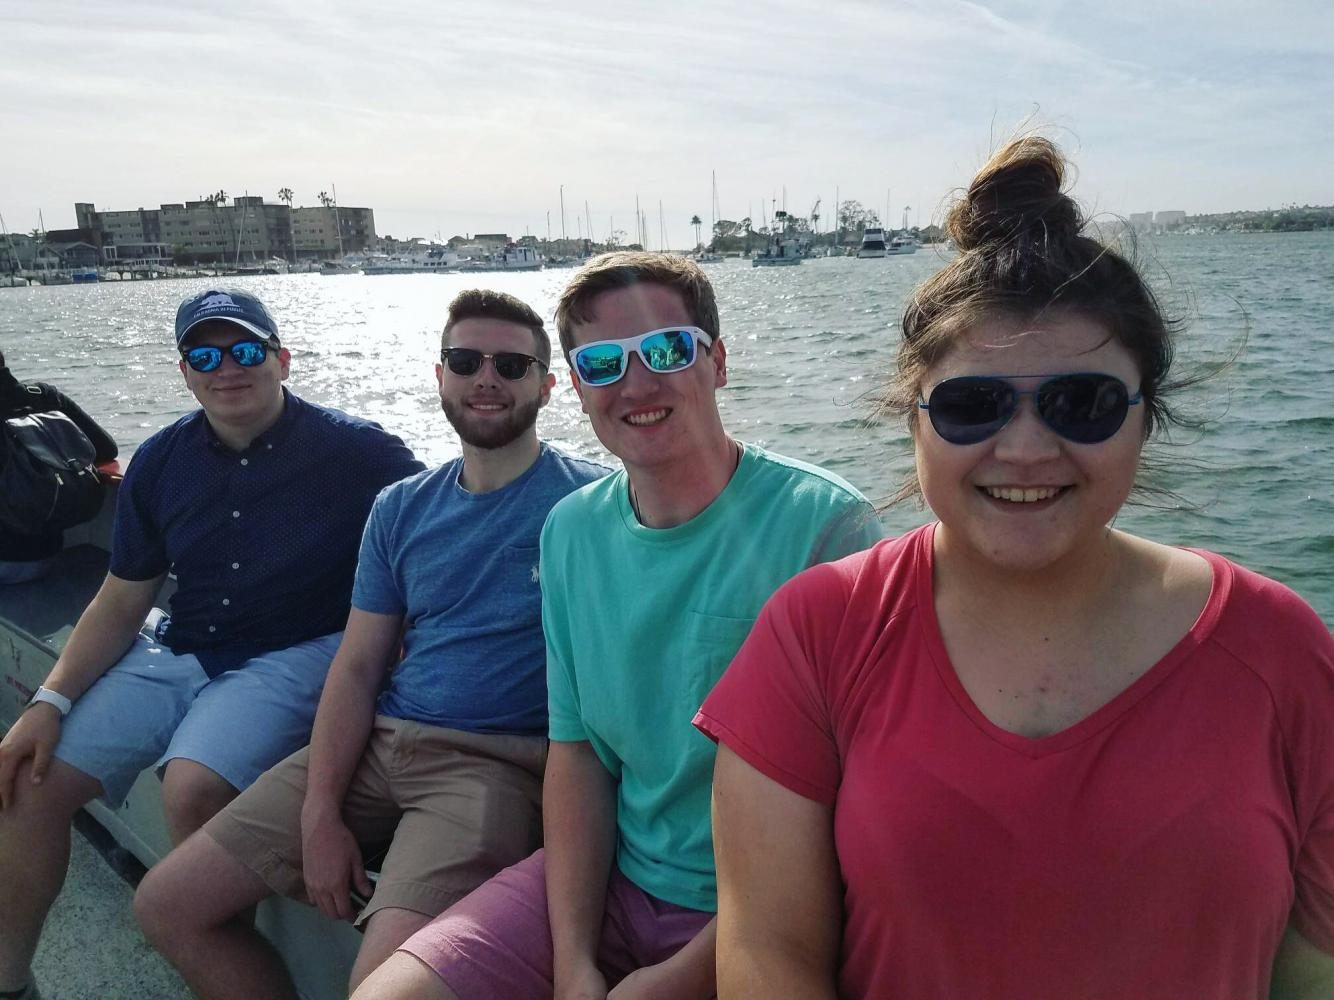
[{"xmin": 541, "ymin": 443, "xmax": 885, "ymax": 911}]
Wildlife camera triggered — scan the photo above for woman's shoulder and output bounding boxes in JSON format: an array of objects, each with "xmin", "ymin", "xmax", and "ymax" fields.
[
  {"xmin": 1179, "ymin": 546, "xmax": 1333, "ymax": 693},
  {"xmin": 777, "ymin": 526, "xmax": 931, "ymax": 617}
]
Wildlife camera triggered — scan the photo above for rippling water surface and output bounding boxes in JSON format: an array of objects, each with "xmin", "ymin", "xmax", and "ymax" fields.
[{"xmin": 2, "ymin": 231, "xmax": 1331, "ymax": 624}]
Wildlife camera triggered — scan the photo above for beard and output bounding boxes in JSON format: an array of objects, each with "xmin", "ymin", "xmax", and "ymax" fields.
[{"xmin": 441, "ymin": 394, "xmax": 542, "ymax": 450}]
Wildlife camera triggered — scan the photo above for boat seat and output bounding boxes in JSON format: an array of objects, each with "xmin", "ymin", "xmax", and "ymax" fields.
[{"xmin": 0, "ymin": 544, "xmax": 109, "ymax": 652}]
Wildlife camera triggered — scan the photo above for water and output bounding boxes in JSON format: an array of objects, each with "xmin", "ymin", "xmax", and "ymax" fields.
[{"xmin": 2, "ymin": 232, "xmax": 1331, "ymax": 625}]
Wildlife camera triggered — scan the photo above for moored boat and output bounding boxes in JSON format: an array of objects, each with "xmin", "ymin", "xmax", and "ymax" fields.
[
  {"xmin": 885, "ymin": 234, "xmax": 918, "ymax": 256},
  {"xmin": 457, "ymin": 244, "xmax": 543, "ymax": 271},
  {"xmin": 362, "ymin": 248, "xmax": 460, "ymax": 275},
  {"xmin": 857, "ymin": 227, "xmax": 887, "ymax": 259}
]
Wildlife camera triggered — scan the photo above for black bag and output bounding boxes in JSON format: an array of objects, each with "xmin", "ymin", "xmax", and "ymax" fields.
[{"xmin": 0, "ymin": 410, "xmax": 104, "ymax": 536}]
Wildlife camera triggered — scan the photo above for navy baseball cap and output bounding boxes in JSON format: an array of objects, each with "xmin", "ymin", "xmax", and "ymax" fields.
[{"xmin": 175, "ymin": 288, "xmax": 280, "ymax": 347}]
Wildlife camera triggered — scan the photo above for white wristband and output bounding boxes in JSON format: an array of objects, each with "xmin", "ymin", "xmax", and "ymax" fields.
[{"xmin": 28, "ymin": 686, "xmax": 72, "ymax": 717}]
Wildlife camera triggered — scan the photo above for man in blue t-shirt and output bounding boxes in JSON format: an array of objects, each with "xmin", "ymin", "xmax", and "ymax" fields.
[
  {"xmin": 0, "ymin": 288, "xmax": 423, "ymax": 1000},
  {"xmin": 136, "ymin": 289, "xmax": 608, "ymax": 996}
]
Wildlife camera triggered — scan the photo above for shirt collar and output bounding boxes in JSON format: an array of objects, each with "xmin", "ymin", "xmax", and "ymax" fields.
[{"xmin": 201, "ymin": 387, "xmax": 300, "ymax": 454}]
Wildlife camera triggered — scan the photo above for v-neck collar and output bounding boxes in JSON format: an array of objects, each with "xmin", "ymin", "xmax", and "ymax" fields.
[{"xmin": 915, "ymin": 523, "xmax": 1233, "ymax": 758}]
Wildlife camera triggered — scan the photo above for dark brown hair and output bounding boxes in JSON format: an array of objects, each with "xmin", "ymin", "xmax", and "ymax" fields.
[
  {"xmin": 883, "ymin": 136, "xmax": 1188, "ymax": 501},
  {"xmin": 443, "ymin": 289, "xmax": 551, "ymax": 366},
  {"xmin": 553, "ymin": 251, "xmax": 720, "ymax": 359}
]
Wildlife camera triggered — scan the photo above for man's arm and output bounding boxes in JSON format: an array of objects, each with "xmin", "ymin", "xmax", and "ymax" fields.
[
  {"xmin": 299, "ymin": 607, "xmax": 403, "ymax": 921},
  {"xmin": 712, "ymin": 745, "xmax": 841, "ymax": 999},
  {"xmin": 0, "ymin": 572, "xmax": 164, "ymax": 807},
  {"xmin": 545, "ymin": 738, "xmax": 619, "ymax": 1000},
  {"xmin": 1271, "ymin": 924, "xmax": 1334, "ymax": 999}
]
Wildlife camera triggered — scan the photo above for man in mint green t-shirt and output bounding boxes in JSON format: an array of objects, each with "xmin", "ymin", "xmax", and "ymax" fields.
[{"xmin": 360, "ymin": 252, "xmax": 883, "ymax": 1000}]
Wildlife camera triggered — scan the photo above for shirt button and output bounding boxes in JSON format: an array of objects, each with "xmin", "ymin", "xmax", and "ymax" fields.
[
  {"xmin": 222, "ymin": 598, "xmax": 231, "ymax": 606},
  {"xmin": 208, "ymin": 625, "xmax": 217, "ymax": 633},
  {"xmin": 232, "ymin": 562, "xmax": 240, "ymax": 570},
  {"xmin": 240, "ymin": 458, "xmax": 249, "ymax": 466},
  {"xmin": 232, "ymin": 510, "xmax": 240, "ymax": 518},
  {"xmin": 266, "ymin": 444, "xmax": 273, "ymax": 450}
]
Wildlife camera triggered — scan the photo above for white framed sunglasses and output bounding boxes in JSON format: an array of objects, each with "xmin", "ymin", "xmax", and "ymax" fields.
[{"xmin": 570, "ymin": 326, "xmax": 714, "ymax": 387}]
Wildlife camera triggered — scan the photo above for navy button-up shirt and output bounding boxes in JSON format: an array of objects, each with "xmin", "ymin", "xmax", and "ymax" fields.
[{"xmin": 112, "ymin": 389, "xmax": 425, "ymax": 676}]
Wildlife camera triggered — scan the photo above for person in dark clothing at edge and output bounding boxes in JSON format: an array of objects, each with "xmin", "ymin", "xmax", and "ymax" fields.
[{"xmin": 0, "ymin": 349, "xmax": 119, "ymax": 583}]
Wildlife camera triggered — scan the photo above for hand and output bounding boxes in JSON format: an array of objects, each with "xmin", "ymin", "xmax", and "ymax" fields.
[
  {"xmin": 300, "ymin": 808, "xmax": 372, "ymax": 922},
  {"xmin": 0, "ymin": 702, "xmax": 63, "ymax": 809},
  {"xmin": 608, "ymin": 960, "xmax": 694, "ymax": 1000},
  {"xmin": 554, "ymin": 961, "xmax": 608, "ymax": 1000}
]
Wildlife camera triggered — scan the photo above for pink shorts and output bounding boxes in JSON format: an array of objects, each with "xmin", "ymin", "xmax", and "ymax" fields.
[{"xmin": 399, "ymin": 849, "xmax": 714, "ymax": 998}]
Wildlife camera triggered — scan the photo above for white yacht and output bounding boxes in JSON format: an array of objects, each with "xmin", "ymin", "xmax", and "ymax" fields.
[
  {"xmin": 857, "ymin": 227, "xmax": 887, "ymax": 258},
  {"xmin": 457, "ymin": 245, "xmax": 543, "ymax": 271},
  {"xmin": 362, "ymin": 248, "xmax": 460, "ymax": 275},
  {"xmin": 885, "ymin": 234, "xmax": 918, "ymax": 256}
]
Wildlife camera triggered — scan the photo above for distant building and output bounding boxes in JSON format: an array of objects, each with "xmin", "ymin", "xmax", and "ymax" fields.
[
  {"xmin": 71, "ymin": 197, "xmax": 376, "ymax": 263},
  {"xmin": 292, "ymin": 205, "xmax": 376, "ymax": 259},
  {"xmin": 1128, "ymin": 212, "xmax": 1154, "ymax": 232},
  {"xmin": 0, "ymin": 233, "xmax": 38, "ymax": 270},
  {"xmin": 1155, "ymin": 210, "xmax": 1187, "ymax": 229},
  {"xmin": 36, "ymin": 241, "xmax": 99, "ymax": 270}
]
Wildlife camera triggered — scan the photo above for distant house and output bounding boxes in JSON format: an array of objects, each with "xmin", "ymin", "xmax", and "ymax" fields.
[
  {"xmin": 37, "ymin": 241, "xmax": 99, "ymax": 269},
  {"xmin": 0, "ymin": 233, "xmax": 38, "ymax": 270}
]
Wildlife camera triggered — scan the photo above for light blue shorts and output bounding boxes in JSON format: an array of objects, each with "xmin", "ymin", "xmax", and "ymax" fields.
[{"xmin": 53, "ymin": 625, "xmax": 342, "ymax": 808}]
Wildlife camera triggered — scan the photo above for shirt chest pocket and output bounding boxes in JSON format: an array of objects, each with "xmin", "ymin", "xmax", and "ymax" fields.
[{"xmin": 684, "ymin": 611, "xmax": 757, "ymax": 703}]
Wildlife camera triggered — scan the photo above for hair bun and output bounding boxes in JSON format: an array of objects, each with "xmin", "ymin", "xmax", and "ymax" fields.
[{"xmin": 946, "ymin": 136, "xmax": 1083, "ymax": 252}]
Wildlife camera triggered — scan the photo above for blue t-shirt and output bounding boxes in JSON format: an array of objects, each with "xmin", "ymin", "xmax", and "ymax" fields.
[
  {"xmin": 112, "ymin": 389, "xmax": 425, "ymax": 676},
  {"xmin": 355, "ymin": 443, "xmax": 609, "ymax": 735}
]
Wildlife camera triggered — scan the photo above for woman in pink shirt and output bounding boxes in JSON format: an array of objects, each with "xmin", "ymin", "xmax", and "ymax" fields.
[{"xmin": 696, "ymin": 137, "xmax": 1334, "ymax": 999}]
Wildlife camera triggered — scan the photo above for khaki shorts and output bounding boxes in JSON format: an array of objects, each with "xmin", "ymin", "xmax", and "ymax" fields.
[{"xmin": 205, "ymin": 715, "xmax": 546, "ymax": 925}]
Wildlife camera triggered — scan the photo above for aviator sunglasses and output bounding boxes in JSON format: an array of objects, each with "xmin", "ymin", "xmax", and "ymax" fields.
[
  {"xmin": 181, "ymin": 339, "xmax": 272, "ymax": 373},
  {"xmin": 570, "ymin": 326, "xmax": 714, "ymax": 387},
  {"xmin": 919, "ymin": 372, "xmax": 1143, "ymax": 445},
  {"xmin": 441, "ymin": 348, "xmax": 548, "ymax": 381}
]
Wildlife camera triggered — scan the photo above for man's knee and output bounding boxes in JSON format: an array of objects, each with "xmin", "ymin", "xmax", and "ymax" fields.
[
  {"xmin": 135, "ymin": 830, "xmax": 269, "ymax": 946},
  {"xmin": 160, "ymin": 758, "xmax": 239, "ymax": 840},
  {"xmin": 0, "ymin": 758, "xmax": 100, "ymax": 840},
  {"xmin": 351, "ymin": 908, "xmax": 433, "ymax": 992}
]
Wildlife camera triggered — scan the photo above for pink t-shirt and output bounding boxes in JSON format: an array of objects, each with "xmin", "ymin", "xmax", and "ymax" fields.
[{"xmin": 695, "ymin": 524, "xmax": 1334, "ymax": 1000}]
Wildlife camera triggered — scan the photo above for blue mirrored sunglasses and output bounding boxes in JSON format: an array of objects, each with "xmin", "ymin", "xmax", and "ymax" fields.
[
  {"xmin": 182, "ymin": 340, "xmax": 272, "ymax": 373},
  {"xmin": 570, "ymin": 326, "xmax": 714, "ymax": 387}
]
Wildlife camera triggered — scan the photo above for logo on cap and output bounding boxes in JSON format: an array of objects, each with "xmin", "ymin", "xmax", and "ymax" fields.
[{"xmin": 198, "ymin": 292, "xmax": 239, "ymax": 311}]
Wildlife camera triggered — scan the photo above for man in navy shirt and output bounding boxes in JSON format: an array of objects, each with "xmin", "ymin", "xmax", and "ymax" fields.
[
  {"xmin": 0, "ymin": 288, "xmax": 423, "ymax": 1000},
  {"xmin": 135, "ymin": 289, "xmax": 607, "ymax": 996}
]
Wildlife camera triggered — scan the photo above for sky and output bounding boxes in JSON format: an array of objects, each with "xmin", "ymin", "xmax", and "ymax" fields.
[{"xmin": 2, "ymin": 0, "xmax": 1331, "ymax": 248}]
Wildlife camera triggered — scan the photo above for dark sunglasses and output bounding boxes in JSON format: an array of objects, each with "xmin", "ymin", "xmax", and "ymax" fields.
[
  {"xmin": 181, "ymin": 340, "xmax": 272, "ymax": 373},
  {"xmin": 919, "ymin": 372, "xmax": 1143, "ymax": 445},
  {"xmin": 570, "ymin": 326, "xmax": 713, "ymax": 387},
  {"xmin": 441, "ymin": 348, "xmax": 548, "ymax": 381}
]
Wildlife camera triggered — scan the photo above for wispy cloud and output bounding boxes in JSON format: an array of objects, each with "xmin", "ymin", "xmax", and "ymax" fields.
[{"xmin": 0, "ymin": 0, "xmax": 1328, "ymax": 241}]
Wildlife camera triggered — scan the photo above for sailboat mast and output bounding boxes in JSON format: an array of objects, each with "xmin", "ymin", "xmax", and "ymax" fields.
[
  {"xmin": 332, "ymin": 183, "xmax": 344, "ymax": 257},
  {"xmin": 834, "ymin": 185, "xmax": 840, "ymax": 251}
]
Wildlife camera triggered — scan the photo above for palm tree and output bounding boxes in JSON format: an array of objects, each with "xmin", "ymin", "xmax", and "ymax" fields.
[
  {"xmin": 690, "ymin": 215, "xmax": 702, "ymax": 250},
  {"xmin": 278, "ymin": 188, "xmax": 295, "ymax": 263},
  {"xmin": 317, "ymin": 191, "xmax": 332, "ymax": 208}
]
